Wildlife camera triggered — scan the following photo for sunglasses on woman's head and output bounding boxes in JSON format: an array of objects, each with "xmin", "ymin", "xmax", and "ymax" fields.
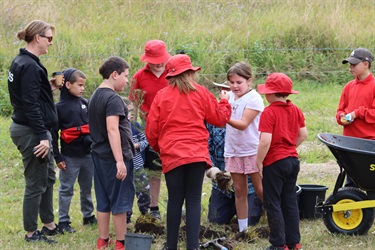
[{"xmin": 39, "ymin": 34, "xmax": 53, "ymax": 43}]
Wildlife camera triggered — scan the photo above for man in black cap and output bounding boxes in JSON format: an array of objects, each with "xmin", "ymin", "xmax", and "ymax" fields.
[{"xmin": 336, "ymin": 48, "xmax": 375, "ymax": 187}]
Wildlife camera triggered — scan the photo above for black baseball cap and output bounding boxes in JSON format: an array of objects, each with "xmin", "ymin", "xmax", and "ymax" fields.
[{"xmin": 342, "ymin": 48, "xmax": 374, "ymax": 64}]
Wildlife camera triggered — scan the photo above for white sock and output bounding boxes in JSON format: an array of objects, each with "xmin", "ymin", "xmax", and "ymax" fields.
[{"xmin": 238, "ymin": 218, "xmax": 248, "ymax": 232}]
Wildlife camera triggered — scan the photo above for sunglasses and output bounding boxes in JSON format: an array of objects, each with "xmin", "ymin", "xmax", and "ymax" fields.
[{"xmin": 39, "ymin": 34, "xmax": 53, "ymax": 43}]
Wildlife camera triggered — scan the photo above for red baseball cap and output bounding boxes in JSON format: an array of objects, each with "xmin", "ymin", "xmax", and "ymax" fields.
[
  {"xmin": 257, "ymin": 73, "xmax": 299, "ymax": 95},
  {"xmin": 165, "ymin": 54, "xmax": 201, "ymax": 78},
  {"xmin": 140, "ymin": 40, "xmax": 171, "ymax": 64}
]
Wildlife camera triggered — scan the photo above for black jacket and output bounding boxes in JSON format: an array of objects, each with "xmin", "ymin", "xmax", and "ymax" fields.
[
  {"xmin": 8, "ymin": 48, "xmax": 57, "ymax": 140},
  {"xmin": 51, "ymin": 83, "xmax": 91, "ymax": 163}
]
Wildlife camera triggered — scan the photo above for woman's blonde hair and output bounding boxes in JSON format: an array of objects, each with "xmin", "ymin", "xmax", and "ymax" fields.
[
  {"xmin": 168, "ymin": 70, "xmax": 197, "ymax": 94},
  {"xmin": 17, "ymin": 20, "xmax": 55, "ymax": 43}
]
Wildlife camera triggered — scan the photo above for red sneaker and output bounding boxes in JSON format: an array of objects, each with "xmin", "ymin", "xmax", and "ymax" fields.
[
  {"xmin": 115, "ymin": 241, "xmax": 125, "ymax": 250},
  {"xmin": 287, "ymin": 243, "xmax": 302, "ymax": 250},
  {"xmin": 97, "ymin": 238, "xmax": 115, "ymax": 249}
]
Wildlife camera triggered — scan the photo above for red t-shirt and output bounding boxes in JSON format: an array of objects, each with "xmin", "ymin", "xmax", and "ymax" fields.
[
  {"xmin": 336, "ymin": 73, "xmax": 375, "ymax": 139},
  {"xmin": 258, "ymin": 100, "xmax": 305, "ymax": 167},
  {"xmin": 129, "ymin": 64, "xmax": 169, "ymax": 119}
]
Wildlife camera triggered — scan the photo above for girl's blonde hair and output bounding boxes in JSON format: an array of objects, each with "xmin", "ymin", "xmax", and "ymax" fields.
[
  {"xmin": 168, "ymin": 70, "xmax": 197, "ymax": 94},
  {"xmin": 17, "ymin": 20, "xmax": 55, "ymax": 43}
]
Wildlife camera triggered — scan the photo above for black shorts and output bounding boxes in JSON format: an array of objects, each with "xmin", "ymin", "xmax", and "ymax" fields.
[{"xmin": 144, "ymin": 146, "xmax": 162, "ymax": 171}]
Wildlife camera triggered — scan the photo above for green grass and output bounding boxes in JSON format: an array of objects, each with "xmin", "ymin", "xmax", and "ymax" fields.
[
  {"xmin": 2, "ymin": 80, "xmax": 375, "ymax": 249},
  {"xmin": 290, "ymin": 80, "xmax": 343, "ymax": 163}
]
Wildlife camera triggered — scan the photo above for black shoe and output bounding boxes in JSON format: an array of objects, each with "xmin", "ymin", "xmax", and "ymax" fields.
[
  {"xmin": 25, "ymin": 230, "xmax": 57, "ymax": 244},
  {"xmin": 83, "ymin": 215, "xmax": 97, "ymax": 225},
  {"xmin": 149, "ymin": 210, "xmax": 161, "ymax": 221},
  {"xmin": 266, "ymin": 245, "xmax": 288, "ymax": 250},
  {"xmin": 58, "ymin": 221, "xmax": 76, "ymax": 233},
  {"xmin": 41, "ymin": 224, "xmax": 63, "ymax": 236}
]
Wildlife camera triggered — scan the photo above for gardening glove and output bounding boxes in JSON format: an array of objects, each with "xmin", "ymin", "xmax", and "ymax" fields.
[
  {"xmin": 206, "ymin": 167, "xmax": 233, "ymax": 192},
  {"xmin": 206, "ymin": 167, "xmax": 221, "ymax": 181}
]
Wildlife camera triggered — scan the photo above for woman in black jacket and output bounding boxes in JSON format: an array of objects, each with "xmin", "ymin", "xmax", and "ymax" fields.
[{"xmin": 8, "ymin": 20, "xmax": 61, "ymax": 244}]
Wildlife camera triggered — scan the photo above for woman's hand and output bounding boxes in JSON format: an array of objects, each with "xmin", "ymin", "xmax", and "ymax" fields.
[
  {"xmin": 33, "ymin": 139, "xmax": 50, "ymax": 159},
  {"xmin": 49, "ymin": 76, "xmax": 65, "ymax": 91}
]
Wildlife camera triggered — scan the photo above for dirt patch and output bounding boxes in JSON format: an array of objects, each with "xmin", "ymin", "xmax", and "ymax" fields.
[
  {"xmin": 133, "ymin": 213, "xmax": 270, "ymax": 250},
  {"xmin": 197, "ymin": 223, "xmax": 270, "ymax": 250},
  {"xmin": 134, "ymin": 214, "xmax": 165, "ymax": 235},
  {"xmin": 300, "ymin": 160, "xmax": 339, "ymax": 177},
  {"xmin": 298, "ymin": 160, "xmax": 341, "ymax": 196},
  {"xmin": 131, "ymin": 218, "xmax": 270, "ymax": 250}
]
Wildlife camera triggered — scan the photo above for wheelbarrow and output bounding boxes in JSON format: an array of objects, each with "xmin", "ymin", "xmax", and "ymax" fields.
[{"xmin": 316, "ymin": 133, "xmax": 375, "ymax": 235}]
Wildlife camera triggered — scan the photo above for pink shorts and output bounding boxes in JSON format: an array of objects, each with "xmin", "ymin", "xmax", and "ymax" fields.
[{"xmin": 225, "ymin": 155, "xmax": 258, "ymax": 175}]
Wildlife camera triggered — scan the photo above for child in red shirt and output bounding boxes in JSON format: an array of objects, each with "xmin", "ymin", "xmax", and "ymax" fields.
[
  {"xmin": 129, "ymin": 40, "xmax": 171, "ymax": 220},
  {"xmin": 146, "ymin": 54, "xmax": 231, "ymax": 250},
  {"xmin": 256, "ymin": 73, "xmax": 307, "ymax": 250},
  {"xmin": 337, "ymin": 48, "xmax": 375, "ymax": 139},
  {"xmin": 336, "ymin": 48, "xmax": 375, "ymax": 187}
]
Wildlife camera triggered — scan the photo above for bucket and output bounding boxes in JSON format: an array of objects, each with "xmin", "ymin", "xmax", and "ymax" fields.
[
  {"xmin": 296, "ymin": 185, "xmax": 302, "ymax": 216},
  {"xmin": 298, "ymin": 184, "xmax": 328, "ymax": 220},
  {"xmin": 296, "ymin": 184, "xmax": 302, "ymax": 203},
  {"xmin": 125, "ymin": 233, "xmax": 153, "ymax": 250}
]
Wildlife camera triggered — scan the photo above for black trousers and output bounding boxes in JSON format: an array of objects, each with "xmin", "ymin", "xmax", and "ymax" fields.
[
  {"xmin": 164, "ymin": 162, "xmax": 206, "ymax": 250},
  {"xmin": 263, "ymin": 157, "xmax": 300, "ymax": 247}
]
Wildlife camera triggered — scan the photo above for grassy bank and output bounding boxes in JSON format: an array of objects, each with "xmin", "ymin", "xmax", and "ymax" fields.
[{"xmin": 1, "ymin": 0, "xmax": 375, "ymax": 114}]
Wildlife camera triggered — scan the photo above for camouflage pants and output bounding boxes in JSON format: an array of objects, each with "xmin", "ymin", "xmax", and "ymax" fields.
[{"xmin": 127, "ymin": 166, "xmax": 151, "ymax": 221}]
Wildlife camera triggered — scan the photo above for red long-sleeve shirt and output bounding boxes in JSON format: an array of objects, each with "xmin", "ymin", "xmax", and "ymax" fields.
[
  {"xmin": 336, "ymin": 73, "xmax": 375, "ymax": 139},
  {"xmin": 146, "ymin": 83, "xmax": 231, "ymax": 173}
]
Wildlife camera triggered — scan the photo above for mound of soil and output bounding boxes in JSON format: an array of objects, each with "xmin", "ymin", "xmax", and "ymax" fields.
[
  {"xmin": 254, "ymin": 225, "xmax": 270, "ymax": 239},
  {"xmin": 134, "ymin": 213, "xmax": 270, "ymax": 249},
  {"xmin": 189, "ymin": 222, "xmax": 269, "ymax": 250},
  {"xmin": 134, "ymin": 215, "xmax": 165, "ymax": 235}
]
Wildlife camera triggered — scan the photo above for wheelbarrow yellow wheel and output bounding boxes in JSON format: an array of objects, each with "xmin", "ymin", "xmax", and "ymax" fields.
[
  {"xmin": 323, "ymin": 187, "xmax": 374, "ymax": 235},
  {"xmin": 331, "ymin": 198, "xmax": 363, "ymax": 230}
]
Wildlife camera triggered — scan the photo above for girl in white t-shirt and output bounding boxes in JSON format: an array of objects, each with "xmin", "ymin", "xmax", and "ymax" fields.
[{"xmin": 221, "ymin": 62, "xmax": 264, "ymax": 232}]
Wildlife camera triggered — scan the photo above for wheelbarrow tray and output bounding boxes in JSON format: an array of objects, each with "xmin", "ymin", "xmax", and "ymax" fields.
[{"xmin": 317, "ymin": 133, "xmax": 375, "ymax": 191}]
